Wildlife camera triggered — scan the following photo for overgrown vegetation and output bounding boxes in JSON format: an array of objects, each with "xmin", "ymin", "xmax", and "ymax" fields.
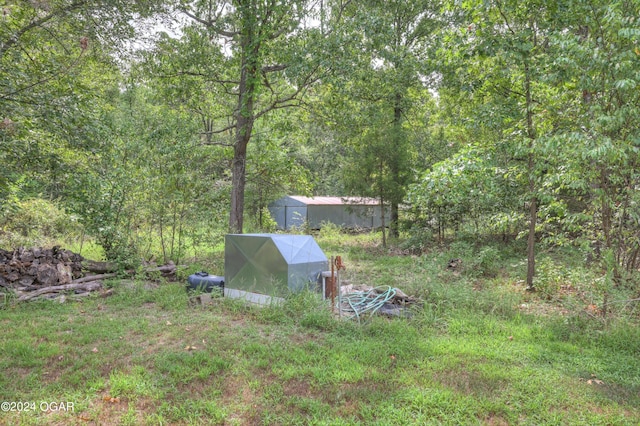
[
  {"xmin": 1, "ymin": 232, "xmax": 638, "ymax": 425},
  {"xmin": 1, "ymin": 1, "xmax": 639, "ymax": 423},
  {"xmin": 2, "ymin": 0, "xmax": 639, "ymax": 292}
]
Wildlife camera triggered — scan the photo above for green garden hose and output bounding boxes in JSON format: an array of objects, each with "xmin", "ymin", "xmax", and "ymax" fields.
[{"xmin": 342, "ymin": 285, "xmax": 398, "ymax": 324}]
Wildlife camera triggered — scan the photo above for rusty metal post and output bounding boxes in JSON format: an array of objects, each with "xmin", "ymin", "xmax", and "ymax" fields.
[{"xmin": 334, "ymin": 256, "xmax": 345, "ymax": 318}]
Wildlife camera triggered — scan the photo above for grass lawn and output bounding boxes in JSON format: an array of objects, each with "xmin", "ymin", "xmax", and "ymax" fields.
[{"xmin": 1, "ymin": 234, "xmax": 639, "ymax": 425}]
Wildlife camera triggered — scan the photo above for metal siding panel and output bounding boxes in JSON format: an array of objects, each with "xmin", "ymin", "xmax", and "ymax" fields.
[
  {"xmin": 343, "ymin": 205, "xmax": 375, "ymax": 228},
  {"xmin": 343, "ymin": 206, "xmax": 361, "ymax": 227},
  {"xmin": 307, "ymin": 205, "xmax": 331, "ymax": 228},
  {"xmin": 285, "ymin": 206, "xmax": 307, "ymax": 229},
  {"xmin": 308, "ymin": 205, "xmax": 378, "ymax": 228},
  {"xmin": 372, "ymin": 208, "xmax": 382, "ymax": 228},
  {"xmin": 225, "ymin": 235, "xmax": 287, "ymax": 297},
  {"xmin": 372, "ymin": 205, "xmax": 391, "ymax": 227},
  {"xmin": 269, "ymin": 206, "xmax": 286, "ymax": 230},
  {"xmin": 225, "ymin": 234, "xmax": 328, "ymax": 300}
]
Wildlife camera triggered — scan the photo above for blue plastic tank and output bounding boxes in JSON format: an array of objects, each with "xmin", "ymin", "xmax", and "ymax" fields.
[{"xmin": 187, "ymin": 272, "xmax": 224, "ymax": 293}]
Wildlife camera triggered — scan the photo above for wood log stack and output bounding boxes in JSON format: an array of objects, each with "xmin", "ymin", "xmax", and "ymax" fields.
[{"xmin": 0, "ymin": 247, "xmax": 178, "ymax": 302}]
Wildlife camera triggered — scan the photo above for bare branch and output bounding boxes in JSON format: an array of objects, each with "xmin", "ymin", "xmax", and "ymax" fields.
[
  {"xmin": 322, "ymin": 0, "xmax": 353, "ymax": 36},
  {"xmin": 494, "ymin": 0, "xmax": 516, "ymax": 36},
  {"xmin": 1, "ymin": 49, "xmax": 85, "ymax": 101},
  {"xmin": 41, "ymin": 25, "xmax": 72, "ymax": 56},
  {"xmin": 0, "ymin": 1, "xmax": 86, "ymax": 58},
  {"xmin": 158, "ymin": 71, "xmax": 239, "ymax": 85},
  {"xmin": 203, "ymin": 123, "xmax": 236, "ymax": 136},
  {"xmin": 491, "ymin": 83, "xmax": 540, "ymax": 104},
  {"xmin": 262, "ymin": 64, "xmax": 288, "ymax": 73},
  {"xmin": 199, "ymin": 136, "xmax": 235, "ymax": 147},
  {"xmin": 254, "ymin": 66, "xmax": 322, "ymax": 121},
  {"xmin": 180, "ymin": 8, "xmax": 238, "ymax": 38}
]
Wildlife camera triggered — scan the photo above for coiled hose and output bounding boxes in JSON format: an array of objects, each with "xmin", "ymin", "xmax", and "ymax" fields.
[{"xmin": 342, "ymin": 285, "xmax": 397, "ymax": 324}]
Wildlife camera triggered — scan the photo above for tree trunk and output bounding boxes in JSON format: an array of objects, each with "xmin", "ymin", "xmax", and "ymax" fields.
[
  {"xmin": 526, "ymin": 188, "xmax": 537, "ymax": 290},
  {"xmin": 525, "ymin": 61, "xmax": 537, "ymax": 291},
  {"xmin": 229, "ymin": 137, "xmax": 249, "ymax": 233},
  {"xmin": 380, "ymin": 198, "xmax": 387, "ymax": 249},
  {"xmin": 229, "ymin": 10, "xmax": 259, "ymax": 234},
  {"xmin": 600, "ymin": 167, "xmax": 612, "ymax": 250},
  {"xmin": 390, "ymin": 93, "xmax": 404, "ymax": 238},
  {"xmin": 390, "ymin": 201, "xmax": 399, "ymax": 238}
]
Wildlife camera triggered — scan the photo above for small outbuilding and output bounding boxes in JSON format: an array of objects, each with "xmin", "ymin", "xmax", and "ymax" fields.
[
  {"xmin": 268, "ymin": 195, "xmax": 390, "ymax": 230},
  {"xmin": 224, "ymin": 234, "xmax": 328, "ymax": 305}
]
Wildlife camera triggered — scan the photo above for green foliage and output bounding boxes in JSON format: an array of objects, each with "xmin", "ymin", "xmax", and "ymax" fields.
[
  {"xmin": 258, "ymin": 290, "xmax": 337, "ymax": 332},
  {"xmin": 408, "ymin": 145, "xmax": 521, "ymax": 241},
  {"xmin": 438, "ymin": 240, "xmax": 503, "ymax": 280},
  {"xmin": 245, "ymin": 116, "xmax": 313, "ymax": 229},
  {"xmin": 399, "ymin": 226, "xmax": 434, "ymax": 253},
  {"xmin": 317, "ymin": 221, "xmax": 345, "ymax": 244},
  {"xmin": 1, "ymin": 236, "xmax": 640, "ymax": 424},
  {"xmin": 109, "ymin": 366, "xmax": 159, "ymax": 400},
  {"xmin": 534, "ymin": 256, "xmax": 566, "ymax": 300},
  {"xmin": 0, "ymin": 198, "xmax": 81, "ymax": 247}
]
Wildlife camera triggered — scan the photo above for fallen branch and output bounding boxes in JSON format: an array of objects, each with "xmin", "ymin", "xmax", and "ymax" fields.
[
  {"xmin": 83, "ymin": 260, "xmax": 177, "ymax": 278},
  {"xmin": 145, "ymin": 264, "xmax": 176, "ymax": 273},
  {"xmin": 17, "ymin": 280, "xmax": 103, "ymax": 301},
  {"xmin": 83, "ymin": 260, "xmax": 117, "ymax": 274},
  {"xmin": 66, "ymin": 288, "xmax": 114, "ymax": 300},
  {"xmin": 73, "ymin": 273, "xmax": 118, "ymax": 284}
]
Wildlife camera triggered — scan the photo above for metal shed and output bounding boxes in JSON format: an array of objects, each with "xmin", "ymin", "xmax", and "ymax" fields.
[
  {"xmin": 268, "ymin": 196, "xmax": 390, "ymax": 230},
  {"xmin": 224, "ymin": 234, "xmax": 328, "ymax": 305}
]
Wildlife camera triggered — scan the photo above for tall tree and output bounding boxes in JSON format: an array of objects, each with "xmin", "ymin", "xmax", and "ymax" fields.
[
  {"xmin": 552, "ymin": 0, "xmax": 640, "ymax": 276},
  {"xmin": 338, "ymin": 0, "xmax": 442, "ymax": 238},
  {"xmin": 448, "ymin": 0, "xmax": 564, "ymax": 289},
  {"xmin": 146, "ymin": 0, "xmax": 350, "ymax": 233},
  {"xmin": 0, "ymin": 0, "xmax": 162, "ymax": 204}
]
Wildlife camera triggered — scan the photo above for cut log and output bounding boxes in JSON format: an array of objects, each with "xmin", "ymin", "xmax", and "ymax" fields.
[
  {"xmin": 2, "ymin": 246, "xmax": 180, "ymax": 301},
  {"xmin": 19, "ymin": 276, "xmax": 35, "ymax": 287},
  {"xmin": 36, "ymin": 264, "xmax": 59, "ymax": 286},
  {"xmin": 57, "ymin": 263, "xmax": 73, "ymax": 284},
  {"xmin": 66, "ymin": 288, "xmax": 114, "ymax": 300}
]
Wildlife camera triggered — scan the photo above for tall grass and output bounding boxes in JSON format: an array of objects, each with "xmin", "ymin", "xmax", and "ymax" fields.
[{"xmin": 0, "ymin": 229, "xmax": 638, "ymax": 424}]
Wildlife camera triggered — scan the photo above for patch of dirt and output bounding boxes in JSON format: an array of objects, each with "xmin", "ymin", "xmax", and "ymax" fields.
[
  {"xmin": 482, "ymin": 413, "xmax": 510, "ymax": 426},
  {"xmin": 289, "ymin": 331, "xmax": 322, "ymax": 345},
  {"xmin": 41, "ymin": 354, "xmax": 68, "ymax": 383},
  {"xmin": 283, "ymin": 378, "xmax": 312, "ymax": 398},
  {"xmin": 433, "ymin": 367, "xmax": 507, "ymax": 396},
  {"xmin": 220, "ymin": 374, "xmax": 263, "ymax": 425},
  {"xmin": 7, "ymin": 366, "xmax": 34, "ymax": 382},
  {"xmin": 517, "ymin": 301, "xmax": 570, "ymax": 317},
  {"xmin": 330, "ymin": 381, "xmax": 384, "ymax": 419}
]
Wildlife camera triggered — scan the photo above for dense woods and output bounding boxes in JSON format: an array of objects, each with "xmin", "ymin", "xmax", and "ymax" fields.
[{"xmin": 1, "ymin": 0, "xmax": 639, "ymax": 292}]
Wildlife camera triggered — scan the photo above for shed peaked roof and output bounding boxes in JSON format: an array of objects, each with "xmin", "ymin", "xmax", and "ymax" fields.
[
  {"xmin": 268, "ymin": 234, "xmax": 327, "ymax": 263},
  {"xmin": 285, "ymin": 196, "xmax": 380, "ymax": 206}
]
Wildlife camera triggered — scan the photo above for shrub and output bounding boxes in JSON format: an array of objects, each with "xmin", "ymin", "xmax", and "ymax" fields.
[{"xmin": 0, "ymin": 198, "xmax": 82, "ymax": 247}]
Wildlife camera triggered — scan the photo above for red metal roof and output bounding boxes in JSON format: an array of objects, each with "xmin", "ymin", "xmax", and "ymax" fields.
[{"xmin": 287, "ymin": 196, "xmax": 380, "ymax": 206}]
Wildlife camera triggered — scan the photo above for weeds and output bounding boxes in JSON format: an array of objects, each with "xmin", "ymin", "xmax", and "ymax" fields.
[{"xmin": 0, "ymin": 233, "xmax": 639, "ymax": 425}]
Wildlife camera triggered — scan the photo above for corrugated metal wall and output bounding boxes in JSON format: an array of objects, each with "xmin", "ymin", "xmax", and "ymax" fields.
[{"xmin": 268, "ymin": 196, "xmax": 390, "ymax": 230}]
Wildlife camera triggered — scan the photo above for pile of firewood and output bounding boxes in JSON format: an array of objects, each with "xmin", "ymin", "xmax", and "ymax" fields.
[{"xmin": 0, "ymin": 246, "xmax": 177, "ymax": 302}]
